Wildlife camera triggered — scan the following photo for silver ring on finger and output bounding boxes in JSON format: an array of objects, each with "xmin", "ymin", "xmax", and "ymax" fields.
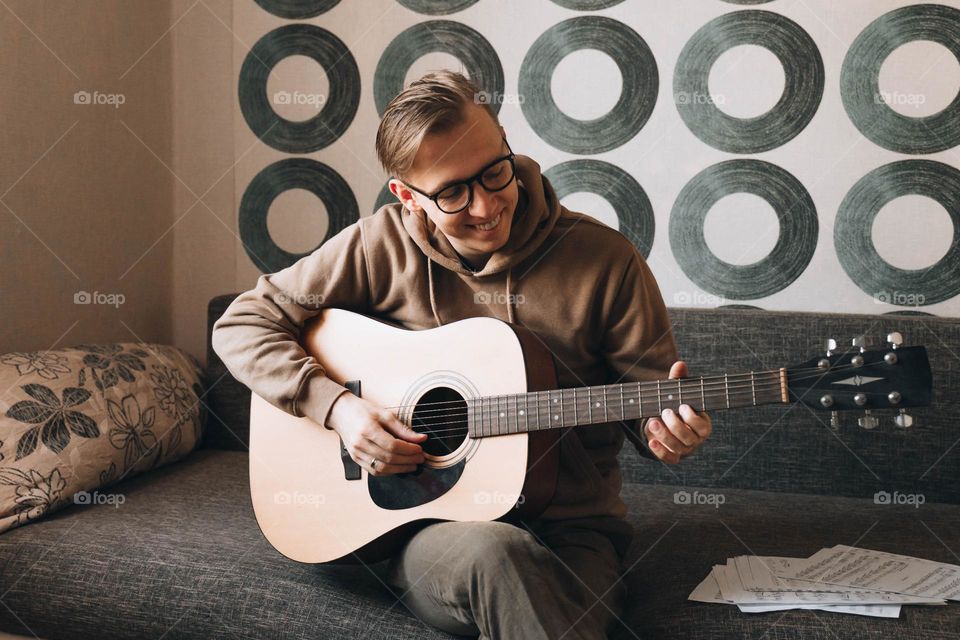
[{"xmin": 370, "ymin": 457, "xmax": 379, "ymax": 470}]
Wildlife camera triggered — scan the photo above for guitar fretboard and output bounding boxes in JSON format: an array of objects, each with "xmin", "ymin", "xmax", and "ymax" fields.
[{"xmin": 467, "ymin": 370, "xmax": 786, "ymax": 437}]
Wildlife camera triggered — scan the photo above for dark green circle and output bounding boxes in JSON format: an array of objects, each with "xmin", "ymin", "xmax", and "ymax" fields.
[
  {"xmin": 519, "ymin": 16, "xmax": 658, "ymax": 154},
  {"xmin": 239, "ymin": 158, "xmax": 359, "ymax": 274},
  {"xmin": 374, "ymin": 21, "xmax": 504, "ymax": 118},
  {"xmin": 840, "ymin": 4, "xmax": 960, "ymax": 154},
  {"xmin": 397, "ymin": 0, "xmax": 479, "ymax": 14},
  {"xmin": 674, "ymin": 10, "xmax": 824, "ymax": 154},
  {"xmin": 550, "ymin": 0, "xmax": 626, "ymax": 9},
  {"xmin": 835, "ymin": 160, "xmax": 960, "ymax": 306},
  {"xmin": 253, "ymin": 0, "xmax": 340, "ymax": 18},
  {"xmin": 238, "ymin": 24, "xmax": 360, "ymax": 154},
  {"xmin": 669, "ymin": 159, "xmax": 818, "ymax": 300},
  {"xmin": 544, "ymin": 159, "xmax": 655, "ymax": 258}
]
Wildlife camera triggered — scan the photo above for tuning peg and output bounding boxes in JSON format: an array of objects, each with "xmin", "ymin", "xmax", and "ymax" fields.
[
  {"xmin": 852, "ymin": 335, "xmax": 882, "ymax": 352},
  {"xmin": 829, "ymin": 411, "xmax": 842, "ymax": 431},
  {"xmin": 826, "ymin": 339, "xmax": 837, "ymax": 356},
  {"xmin": 858, "ymin": 410, "xmax": 879, "ymax": 430},
  {"xmin": 887, "ymin": 332, "xmax": 904, "ymax": 349},
  {"xmin": 893, "ymin": 410, "xmax": 915, "ymax": 429}
]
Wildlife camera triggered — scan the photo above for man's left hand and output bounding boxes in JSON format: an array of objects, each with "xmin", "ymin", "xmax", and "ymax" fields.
[{"xmin": 643, "ymin": 361, "xmax": 712, "ymax": 464}]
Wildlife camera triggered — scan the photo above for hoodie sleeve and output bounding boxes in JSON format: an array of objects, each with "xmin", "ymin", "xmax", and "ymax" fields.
[
  {"xmin": 600, "ymin": 246, "xmax": 679, "ymax": 459},
  {"xmin": 211, "ymin": 222, "xmax": 372, "ymax": 429}
]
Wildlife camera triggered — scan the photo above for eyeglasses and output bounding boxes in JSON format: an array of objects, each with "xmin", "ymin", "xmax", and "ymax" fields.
[{"xmin": 403, "ymin": 138, "xmax": 516, "ymax": 214}]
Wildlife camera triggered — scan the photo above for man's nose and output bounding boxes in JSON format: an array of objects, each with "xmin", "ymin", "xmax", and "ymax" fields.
[{"xmin": 468, "ymin": 182, "xmax": 500, "ymax": 218}]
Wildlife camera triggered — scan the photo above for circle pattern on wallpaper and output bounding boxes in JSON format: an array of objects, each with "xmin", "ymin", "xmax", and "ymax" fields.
[
  {"xmin": 674, "ymin": 10, "xmax": 824, "ymax": 154},
  {"xmin": 550, "ymin": 0, "xmax": 626, "ymax": 9},
  {"xmin": 519, "ymin": 16, "xmax": 658, "ymax": 154},
  {"xmin": 834, "ymin": 160, "xmax": 960, "ymax": 306},
  {"xmin": 544, "ymin": 160, "xmax": 654, "ymax": 258},
  {"xmin": 374, "ymin": 21, "xmax": 504, "ymax": 117},
  {"xmin": 239, "ymin": 24, "xmax": 360, "ymax": 154},
  {"xmin": 397, "ymin": 0, "xmax": 479, "ymax": 14},
  {"xmin": 239, "ymin": 158, "xmax": 359, "ymax": 274},
  {"xmin": 669, "ymin": 159, "xmax": 818, "ymax": 300},
  {"xmin": 841, "ymin": 4, "xmax": 960, "ymax": 154},
  {"xmin": 253, "ymin": 0, "xmax": 340, "ymax": 19}
]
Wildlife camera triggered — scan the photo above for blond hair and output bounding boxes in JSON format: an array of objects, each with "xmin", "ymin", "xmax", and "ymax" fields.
[{"xmin": 375, "ymin": 70, "xmax": 499, "ymax": 181}]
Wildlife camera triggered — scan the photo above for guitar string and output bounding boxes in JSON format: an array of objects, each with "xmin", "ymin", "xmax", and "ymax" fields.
[{"xmin": 383, "ymin": 359, "xmax": 902, "ymax": 418}]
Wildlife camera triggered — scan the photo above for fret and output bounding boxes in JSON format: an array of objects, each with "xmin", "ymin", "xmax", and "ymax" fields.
[
  {"xmin": 496, "ymin": 394, "xmax": 502, "ymax": 436},
  {"xmin": 560, "ymin": 389, "xmax": 565, "ymax": 427},
  {"xmin": 604, "ymin": 387, "xmax": 609, "ymax": 421},
  {"xmin": 657, "ymin": 379, "xmax": 662, "ymax": 415},
  {"xmin": 513, "ymin": 393, "xmax": 519, "ymax": 434},
  {"xmin": 724, "ymin": 373, "xmax": 730, "ymax": 409},
  {"xmin": 587, "ymin": 387, "xmax": 592, "ymax": 424},
  {"xmin": 618, "ymin": 384, "xmax": 624, "ymax": 422},
  {"xmin": 677, "ymin": 378, "xmax": 683, "ymax": 407},
  {"xmin": 751, "ymin": 372, "xmax": 757, "ymax": 406},
  {"xmin": 534, "ymin": 390, "xmax": 540, "ymax": 431},
  {"xmin": 700, "ymin": 377, "xmax": 705, "ymax": 412},
  {"xmin": 638, "ymin": 382, "xmax": 643, "ymax": 418}
]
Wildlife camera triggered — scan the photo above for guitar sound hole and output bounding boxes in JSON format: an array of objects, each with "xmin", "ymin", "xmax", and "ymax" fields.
[{"xmin": 412, "ymin": 387, "xmax": 467, "ymax": 456}]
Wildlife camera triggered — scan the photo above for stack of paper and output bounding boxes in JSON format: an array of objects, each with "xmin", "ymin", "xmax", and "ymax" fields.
[{"xmin": 689, "ymin": 545, "xmax": 958, "ymax": 618}]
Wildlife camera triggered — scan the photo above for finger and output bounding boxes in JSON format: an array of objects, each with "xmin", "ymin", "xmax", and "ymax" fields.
[
  {"xmin": 380, "ymin": 411, "xmax": 429, "ymax": 443},
  {"xmin": 648, "ymin": 439, "xmax": 680, "ymax": 464},
  {"xmin": 657, "ymin": 408, "xmax": 699, "ymax": 448},
  {"xmin": 678, "ymin": 405, "xmax": 712, "ymax": 439},
  {"xmin": 370, "ymin": 420, "xmax": 425, "ymax": 457},
  {"xmin": 355, "ymin": 438, "xmax": 424, "ymax": 466},
  {"xmin": 669, "ymin": 360, "xmax": 688, "ymax": 380},
  {"xmin": 362, "ymin": 455, "xmax": 419, "ymax": 477}
]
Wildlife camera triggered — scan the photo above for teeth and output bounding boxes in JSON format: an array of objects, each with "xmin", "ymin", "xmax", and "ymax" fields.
[{"xmin": 475, "ymin": 214, "xmax": 501, "ymax": 231}]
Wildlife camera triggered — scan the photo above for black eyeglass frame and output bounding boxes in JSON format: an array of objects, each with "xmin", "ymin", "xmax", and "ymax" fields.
[{"xmin": 402, "ymin": 138, "xmax": 516, "ymax": 214}]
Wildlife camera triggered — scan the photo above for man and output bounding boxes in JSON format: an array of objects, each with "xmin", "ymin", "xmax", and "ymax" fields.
[{"xmin": 212, "ymin": 70, "xmax": 711, "ymax": 639}]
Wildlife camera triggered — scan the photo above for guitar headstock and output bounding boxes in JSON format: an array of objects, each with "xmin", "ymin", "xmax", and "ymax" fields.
[{"xmin": 786, "ymin": 332, "xmax": 932, "ymax": 431}]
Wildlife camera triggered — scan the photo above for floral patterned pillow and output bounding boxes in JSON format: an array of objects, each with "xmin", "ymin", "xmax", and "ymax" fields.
[{"xmin": 0, "ymin": 343, "xmax": 206, "ymax": 534}]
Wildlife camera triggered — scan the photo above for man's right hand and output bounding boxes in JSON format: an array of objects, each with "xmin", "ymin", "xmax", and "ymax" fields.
[{"xmin": 325, "ymin": 393, "xmax": 427, "ymax": 476}]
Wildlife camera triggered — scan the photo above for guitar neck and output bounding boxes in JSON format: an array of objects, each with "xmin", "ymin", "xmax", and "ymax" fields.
[{"xmin": 467, "ymin": 369, "xmax": 789, "ymax": 437}]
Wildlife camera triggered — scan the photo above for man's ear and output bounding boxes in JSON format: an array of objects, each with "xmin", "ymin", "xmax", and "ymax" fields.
[{"xmin": 388, "ymin": 178, "xmax": 422, "ymax": 213}]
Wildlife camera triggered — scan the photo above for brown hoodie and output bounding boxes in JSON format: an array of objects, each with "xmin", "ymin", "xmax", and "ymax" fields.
[{"xmin": 212, "ymin": 153, "xmax": 678, "ymax": 529}]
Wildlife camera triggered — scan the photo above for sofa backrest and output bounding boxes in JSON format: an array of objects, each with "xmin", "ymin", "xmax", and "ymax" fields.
[{"xmin": 205, "ymin": 294, "xmax": 960, "ymax": 504}]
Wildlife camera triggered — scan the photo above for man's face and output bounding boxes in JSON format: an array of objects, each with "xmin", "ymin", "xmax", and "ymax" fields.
[{"xmin": 389, "ymin": 104, "xmax": 519, "ymax": 267}]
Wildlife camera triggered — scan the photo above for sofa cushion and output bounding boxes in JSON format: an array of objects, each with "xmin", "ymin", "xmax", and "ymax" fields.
[
  {"xmin": 0, "ymin": 343, "xmax": 206, "ymax": 535},
  {"xmin": 0, "ymin": 449, "xmax": 956, "ymax": 639}
]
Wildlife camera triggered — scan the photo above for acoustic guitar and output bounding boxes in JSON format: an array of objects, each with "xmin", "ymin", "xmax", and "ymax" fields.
[{"xmin": 248, "ymin": 310, "xmax": 932, "ymax": 564}]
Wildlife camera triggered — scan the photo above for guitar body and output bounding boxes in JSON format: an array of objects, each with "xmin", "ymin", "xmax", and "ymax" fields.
[{"xmin": 249, "ymin": 310, "xmax": 560, "ymax": 564}]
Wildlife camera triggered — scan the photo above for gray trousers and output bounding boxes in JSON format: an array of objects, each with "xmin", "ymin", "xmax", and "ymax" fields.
[{"xmin": 381, "ymin": 517, "xmax": 634, "ymax": 639}]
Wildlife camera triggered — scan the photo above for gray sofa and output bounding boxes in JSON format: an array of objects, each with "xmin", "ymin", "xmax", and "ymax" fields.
[{"xmin": 1, "ymin": 294, "xmax": 957, "ymax": 639}]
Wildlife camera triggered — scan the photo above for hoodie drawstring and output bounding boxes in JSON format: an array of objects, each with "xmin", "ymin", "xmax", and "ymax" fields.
[
  {"xmin": 427, "ymin": 257, "xmax": 443, "ymax": 327},
  {"xmin": 427, "ymin": 257, "xmax": 517, "ymax": 327},
  {"xmin": 505, "ymin": 268, "xmax": 515, "ymax": 324}
]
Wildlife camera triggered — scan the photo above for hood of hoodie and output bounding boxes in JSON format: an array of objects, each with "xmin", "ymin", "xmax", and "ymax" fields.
[{"xmin": 400, "ymin": 154, "xmax": 562, "ymax": 278}]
